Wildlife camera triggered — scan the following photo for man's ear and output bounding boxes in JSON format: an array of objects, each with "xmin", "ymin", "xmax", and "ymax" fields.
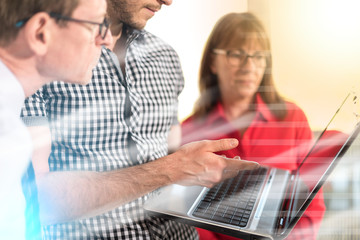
[{"xmin": 23, "ymin": 12, "xmax": 53, "ymax": 56}]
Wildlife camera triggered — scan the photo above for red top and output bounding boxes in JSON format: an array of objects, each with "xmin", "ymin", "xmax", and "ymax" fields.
[{"xmin": 181, "ymin": 94, "xmax": 326, "ymax": 240}]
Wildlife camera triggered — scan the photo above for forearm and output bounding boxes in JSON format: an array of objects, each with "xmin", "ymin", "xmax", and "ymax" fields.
[
  {"xmin": 37, "ymin": 158, "xmax": 174, "ymax": 225},
  {"xmin": 35, "ymin": 138, "xmax": 259, "ymax": 225},
  {"xmin": 26, "ymin": 124, "xmax": 171, "ymax": 225}
]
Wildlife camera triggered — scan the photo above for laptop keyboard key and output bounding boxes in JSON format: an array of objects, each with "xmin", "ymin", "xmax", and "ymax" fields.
[{"xmin": 192, "ymin": 167, "xmax": 267, "ymax": 228}]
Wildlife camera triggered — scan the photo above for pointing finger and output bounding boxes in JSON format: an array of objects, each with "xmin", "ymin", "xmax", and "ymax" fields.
[{"xmin": 205, "ymin": 138, "xmax": 239, "ymax": 152}]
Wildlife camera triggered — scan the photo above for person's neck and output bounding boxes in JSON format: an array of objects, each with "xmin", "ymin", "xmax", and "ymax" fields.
[
  {"xmin": 109, "ymin": 21, "xmax": 124, "ymax": 51},
  {"xmin": 222, "ymin": 95, "xmax": 255, "ymax": 121},
  {"xmin": 0, "ymin": 47, "xmax": 47, "ymax": 97},
  {"xmin": 111, "ymin": 23, "xmax": 129, "ymax": 75}
]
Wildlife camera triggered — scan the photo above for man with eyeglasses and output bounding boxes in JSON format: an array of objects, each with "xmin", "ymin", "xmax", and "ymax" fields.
[
  {"xmin": 21, "ymin": 0, "xmax": 259, "ymax": 239},
  {"xmin": 0, "ymin": 0, "xmax": 111, "ymax": 239}
]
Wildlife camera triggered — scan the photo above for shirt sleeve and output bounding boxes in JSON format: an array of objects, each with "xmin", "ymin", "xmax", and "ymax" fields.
[
  {"xmin": 286, "ymin": 102, "xmax": 313, "ymax": 165},
  {"xmin": 21, "ymin": 86, "xmax": 49, "ymax": 127}
]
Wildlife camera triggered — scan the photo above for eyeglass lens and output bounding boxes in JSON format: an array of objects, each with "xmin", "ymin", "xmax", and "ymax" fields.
[{"xmin": 227, "ymin": 51, "xmax": 267, "ymax": 67}]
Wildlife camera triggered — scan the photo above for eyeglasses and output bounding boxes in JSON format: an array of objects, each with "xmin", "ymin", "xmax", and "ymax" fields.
[
  {"xmin": 15, "ymin": 12, "xmax": 110, "ymax": 40},
  {"xmin": 212, "ymin": 49, "xmax": 268, "ymax": 68}
]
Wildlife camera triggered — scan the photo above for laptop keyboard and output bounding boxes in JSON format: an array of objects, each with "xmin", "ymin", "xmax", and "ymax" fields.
[{"xmin": 192, "ymin": 167, "xmax": 267, "ymax": 228}]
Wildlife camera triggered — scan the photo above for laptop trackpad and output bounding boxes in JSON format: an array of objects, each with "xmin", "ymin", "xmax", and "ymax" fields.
[{"xmin": 145, "ymin": 185, "xmax": 204, "ymax": 216}]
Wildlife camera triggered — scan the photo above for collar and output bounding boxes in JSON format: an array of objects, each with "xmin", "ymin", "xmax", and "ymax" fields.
[
  {"xmin": 206, "ymin": 93, "xmax": 277, "ymax": 125},
  {"xmin": 123, "ymin": 25, "xmax": 146, "ymax": 46},
  {"xmin": 255, "ymin": 93, "xmax": 277, "ymax": 122},
  {"xmin": 206, "ymin": 102, "xmax": 227, "ymax": 125}
]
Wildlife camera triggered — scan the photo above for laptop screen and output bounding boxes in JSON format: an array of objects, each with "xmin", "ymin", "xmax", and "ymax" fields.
[{"xmin": 287, "ymin": 91, "xmax": 360, "ymax": 225}]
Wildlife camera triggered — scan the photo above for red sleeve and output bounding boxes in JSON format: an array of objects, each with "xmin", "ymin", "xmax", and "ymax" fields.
[
  {"xmin": 285, "ymin": 103, "xmax": 326, "ymax": 240},
  {"xmin": 286, "ymin": 102, "xmax": 313, "ymax": 166}
]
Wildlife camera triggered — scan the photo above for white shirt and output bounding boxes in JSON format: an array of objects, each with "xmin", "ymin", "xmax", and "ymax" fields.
[{"xmin": 0, "ymin": 60, "xmax": 32, "ymax": 239}]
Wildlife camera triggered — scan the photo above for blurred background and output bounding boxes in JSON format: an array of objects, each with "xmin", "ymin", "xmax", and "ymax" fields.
[{"xmin": 147, "ymin": 0, "xmax": 360, "ymax": 238}]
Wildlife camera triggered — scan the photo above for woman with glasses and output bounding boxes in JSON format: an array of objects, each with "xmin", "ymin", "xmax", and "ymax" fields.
[{"xmin": 181, "ymin": 12, "xmax": 325, "ymax": 240}]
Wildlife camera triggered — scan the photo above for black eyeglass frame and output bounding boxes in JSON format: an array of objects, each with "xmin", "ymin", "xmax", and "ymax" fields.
[
  {"xmin": 15, "ymin": 12, "xmax": 110, "ymax": 40},
  {"xmin": 212, "ymin": 49, "xmax": 269, "ymax": 68}
]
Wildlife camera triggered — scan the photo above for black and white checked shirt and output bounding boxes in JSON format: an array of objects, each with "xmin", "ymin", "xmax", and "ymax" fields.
[{"xmin": 21, "ymin": 28, "xmax": 197, "ymax": 240}]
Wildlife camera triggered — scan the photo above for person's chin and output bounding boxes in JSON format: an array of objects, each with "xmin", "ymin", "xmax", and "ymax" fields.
[
  {"xmin": 129, "ymin": 21, "xmax": 147, "ymax": 30},
  {"xmin": 126, "ymin": 14, "xmax": 149, "ymax": 30},
  {"xmin": 238, "ymin": 88, "xmax": 256, "ymax": 98}
]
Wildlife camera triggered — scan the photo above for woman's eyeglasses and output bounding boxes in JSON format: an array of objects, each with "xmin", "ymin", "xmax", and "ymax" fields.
[{"xmin": 212, "ymin": 49, "xmax": 268, "ymax": 68}]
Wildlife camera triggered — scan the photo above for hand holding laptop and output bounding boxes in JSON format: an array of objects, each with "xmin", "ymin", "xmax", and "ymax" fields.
[
  {"xmin": 146, "ymin": 91, "xmax": 360, "ymax": 240},
  {"xmin": 168, "ymin": 138, "xmax": 259, "ymax": 188}
]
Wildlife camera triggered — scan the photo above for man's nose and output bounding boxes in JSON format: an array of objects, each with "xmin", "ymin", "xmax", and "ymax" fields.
[{"xmin": 159, "ymin": 0, "xmax": 173, "ymax": 6}]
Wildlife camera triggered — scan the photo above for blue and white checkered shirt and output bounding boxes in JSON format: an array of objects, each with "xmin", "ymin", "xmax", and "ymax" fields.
[{"xmin": 21, "ymin": 28, "xmax": 197, "ymax": 240}]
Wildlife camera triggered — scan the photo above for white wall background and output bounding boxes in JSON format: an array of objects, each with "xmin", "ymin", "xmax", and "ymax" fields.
[{"xmin": 268, "ymin": 0, "xmax": 360, "ymax": 130}]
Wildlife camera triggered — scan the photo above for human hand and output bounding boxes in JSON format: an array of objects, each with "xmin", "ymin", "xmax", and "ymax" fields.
[{"xmin": 166, "ymin": 138, "xmax": 259, "ymax": 188}]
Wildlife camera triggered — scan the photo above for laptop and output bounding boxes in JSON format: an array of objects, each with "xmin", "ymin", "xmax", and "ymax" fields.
[{"xmin": 144, "ymin": 91, "xmax": 360, "ymax": 240}]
